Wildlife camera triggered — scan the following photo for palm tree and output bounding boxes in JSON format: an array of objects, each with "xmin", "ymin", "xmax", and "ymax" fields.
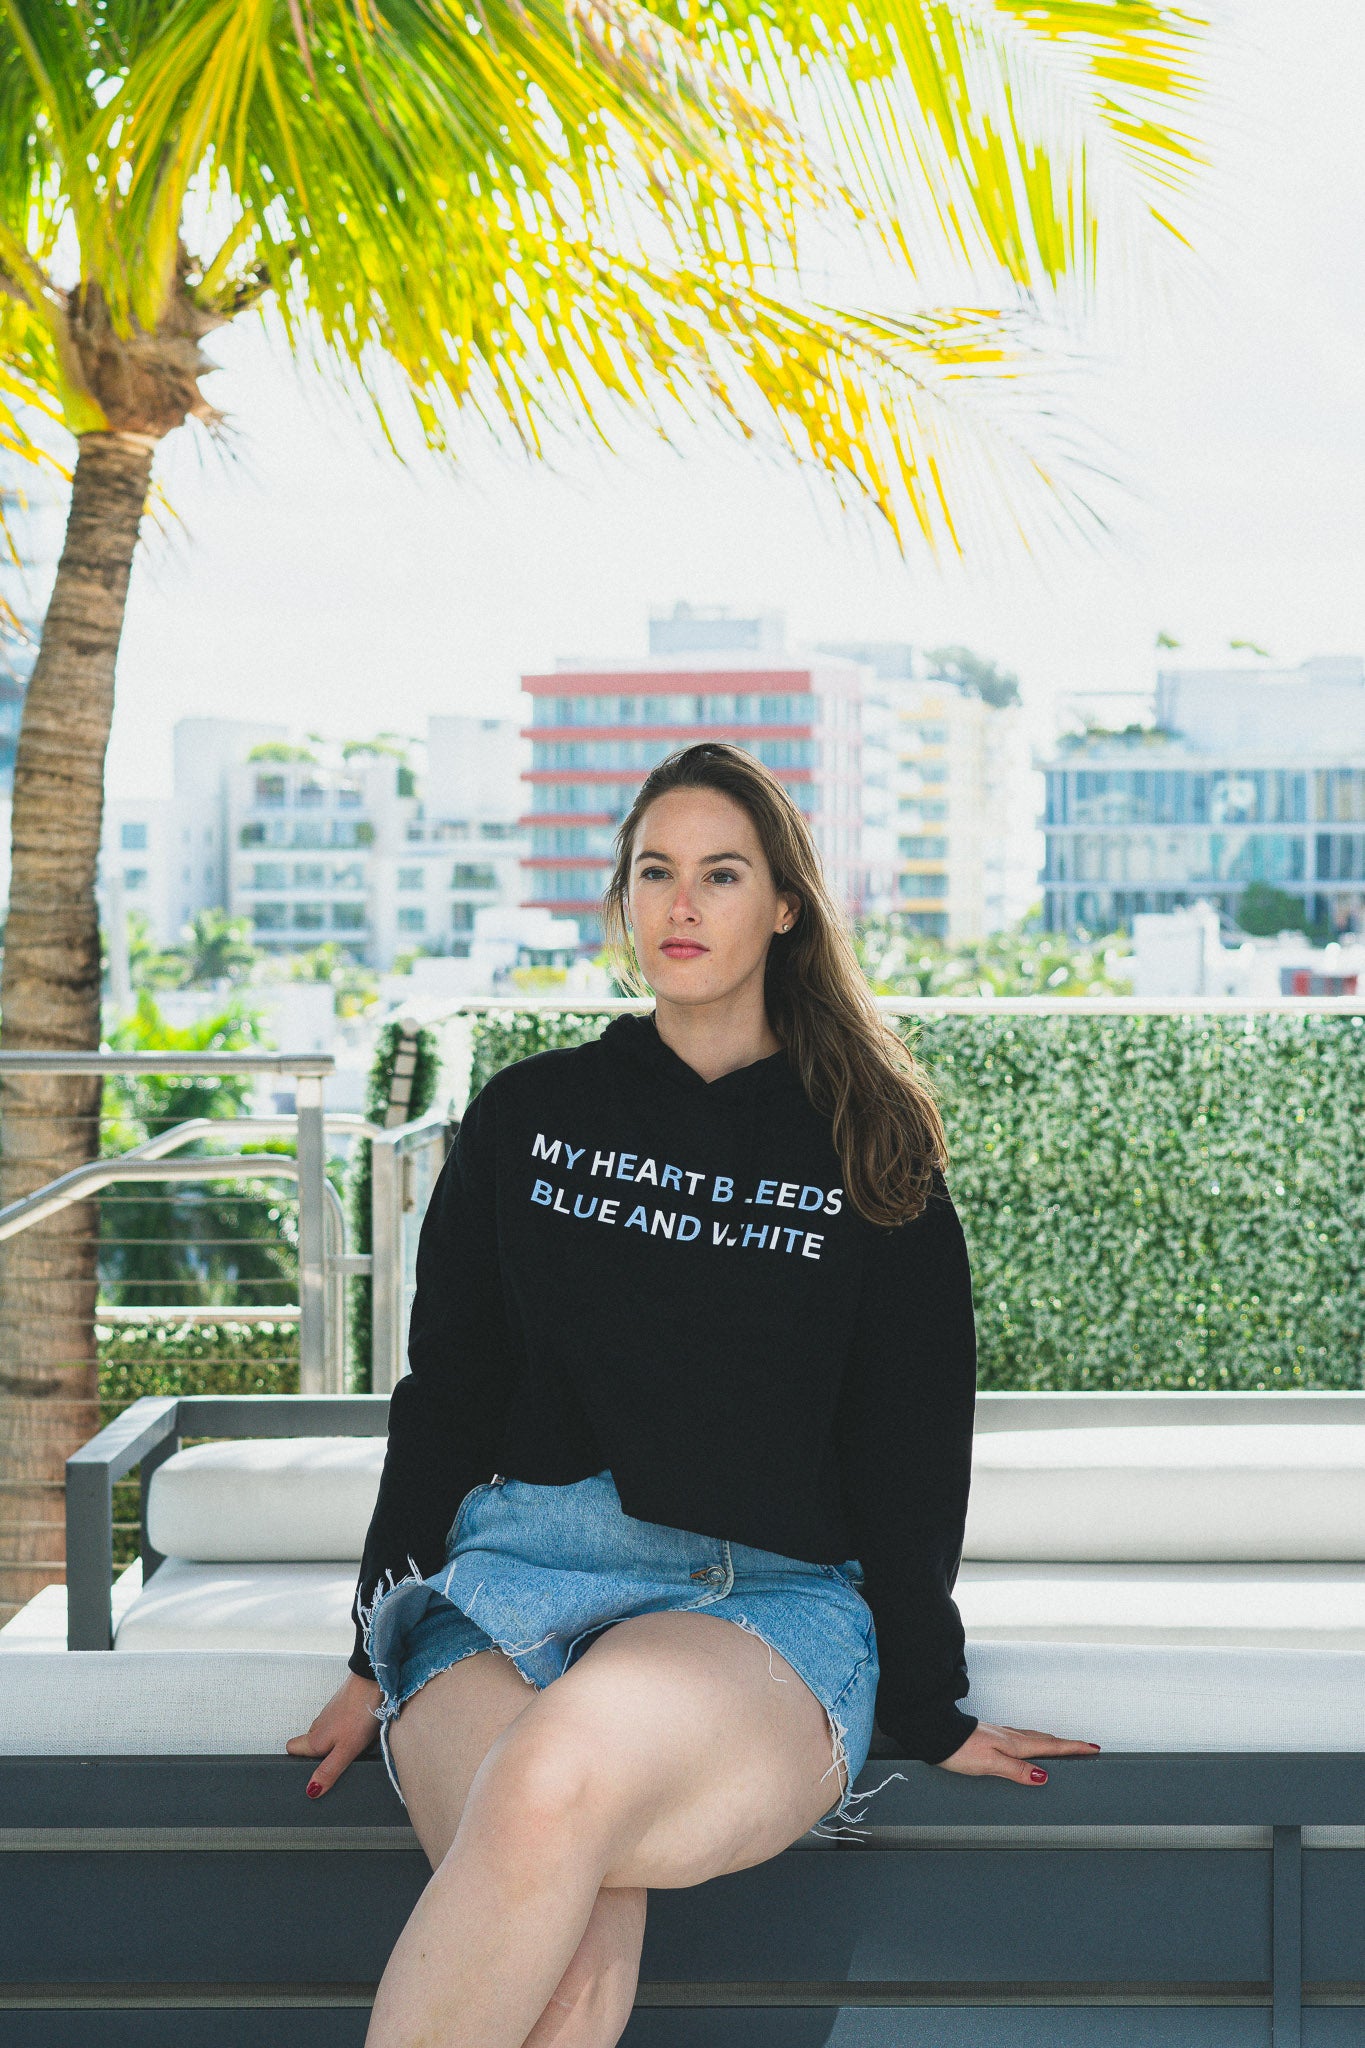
[{"xmin": 0, "ymin": 0, "xmax": 1208, "ymax": 1622}]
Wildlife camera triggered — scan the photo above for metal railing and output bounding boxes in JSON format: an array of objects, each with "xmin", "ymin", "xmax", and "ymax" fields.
[
  {"xmin": 0, "ymin": 1053, "xmax": 449, "ymax": 1396},
  {"xmin": 370, "ymin": 1109, "xmax": 449, "ymax": 1395}
]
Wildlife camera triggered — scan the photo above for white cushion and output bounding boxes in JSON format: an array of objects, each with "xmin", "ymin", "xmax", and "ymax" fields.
[
  {"xmin": 957, "ymin": 1561, "xmax": 1365, "ymax": 1649},
  {"xmin": 113, "ymin": 1559, "xmax": 360, "ymax": 1654},
  {"xmin": 0, "ymin": 1650, "xmax": 352, "ymax": 1755},
  {"xmin": 147, "ymin": 1437, "xmax": 383, "ymax": 1562},
  {"xmin": 964, "ymin": 1639, "xmax": 1365, "ymax": 1751},
  {"xmin": 963, "ymin": 1424, "xmax": 1365, "ymax": 1561},
  {"xmin": 0, "ymin": 1563, "xmax": 146, "ymax": 1653},
  {"xmin": 1, "ymin": 1639, "xmax": 1362, "ymax": 1755}
]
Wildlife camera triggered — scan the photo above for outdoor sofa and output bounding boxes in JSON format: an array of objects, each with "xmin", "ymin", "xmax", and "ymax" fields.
[{"xmin": 2, "ymin": 1388, "xmax": 1364, "ymax": 2045}]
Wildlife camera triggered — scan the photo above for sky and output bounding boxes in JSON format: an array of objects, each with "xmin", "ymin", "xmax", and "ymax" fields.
[{"xmin": 27, "ymin": 0, "xmax": 1364, "ymax": 798}]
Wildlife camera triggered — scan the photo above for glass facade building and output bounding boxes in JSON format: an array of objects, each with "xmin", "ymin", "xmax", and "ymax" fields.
[{"xmin": 1041, "ymin": 759, "xmax": 1365, "ymax": 933}]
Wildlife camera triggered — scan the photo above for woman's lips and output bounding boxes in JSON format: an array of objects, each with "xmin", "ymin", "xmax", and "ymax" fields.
[{"xmin": 660, "ymin": 942, "xmax": 707, "ymax": 956}]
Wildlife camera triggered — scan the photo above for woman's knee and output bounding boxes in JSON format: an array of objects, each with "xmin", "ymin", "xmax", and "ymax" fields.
[{"xmin": 468, "ymin": 1710, "xmax": 616, "ymax": 1854}]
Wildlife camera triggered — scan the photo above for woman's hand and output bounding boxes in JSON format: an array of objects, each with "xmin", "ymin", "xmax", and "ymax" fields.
[
  {"xmin": 286, "ymin": 1672, "xmax": 384, "ymax": 1798},
  {"xmin": 935, "ymin": 1719, "xmax": 1101, "ymax": 1784}
]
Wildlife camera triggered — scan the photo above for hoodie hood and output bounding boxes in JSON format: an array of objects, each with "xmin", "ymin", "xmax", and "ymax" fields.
[{"xmin": 597, "ymin": 1009, "xmax": 804, "ymax": 1107}]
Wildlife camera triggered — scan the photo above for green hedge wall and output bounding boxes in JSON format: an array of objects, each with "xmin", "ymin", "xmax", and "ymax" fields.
[{"xmin": 468, "ymin": 1008, "xmax": 1365, "ymax": 1392}]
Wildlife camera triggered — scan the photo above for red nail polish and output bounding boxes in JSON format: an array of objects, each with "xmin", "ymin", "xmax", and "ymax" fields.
[
  {"xmin": 1030, "ymin": 1767, "xmax": 1047, "ymax": 1782},
  {"xmin": 307, "ymin": 1781, "xmax": 322, "ymax": 1798}
]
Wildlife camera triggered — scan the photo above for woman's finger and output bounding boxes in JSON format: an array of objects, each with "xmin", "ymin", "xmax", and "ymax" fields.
[
  {"xmin": 285, "ymin": 1729, "xmax": 326, "ymax": 1758},
  {"xmin": 305, "ymin": 1729, "xmax": 373, "ymax": 1798}
]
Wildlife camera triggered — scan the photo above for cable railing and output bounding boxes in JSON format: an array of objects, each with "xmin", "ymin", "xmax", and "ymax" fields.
[{"xmin": 0, "ymin": 1054, "xmax": 450, "ymax": 1397}]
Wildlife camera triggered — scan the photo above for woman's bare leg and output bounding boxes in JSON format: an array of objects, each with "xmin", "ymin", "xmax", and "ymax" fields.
[
  {"xmin": 384, "ymin": 1647, "xmax": 648, "ymax": 2048},
  {"xmin": 367, "ymin": 1609, "xmax": 848, "ymax": 2048}
]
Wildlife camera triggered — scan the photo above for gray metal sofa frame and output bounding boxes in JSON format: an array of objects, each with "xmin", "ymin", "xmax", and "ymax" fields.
[{"xmin": 0, "ymin": 1393, "xmax": 1359, "ymax": 2045}]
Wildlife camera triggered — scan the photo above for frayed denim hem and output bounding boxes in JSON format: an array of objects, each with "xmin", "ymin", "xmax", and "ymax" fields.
[
  {"xmin": 360, "ymin": 1564, "xmax": 561, "ymax": 1809},
  {"xmin": 720, "ymin": 1609, "xmax": 900, "ymax": 1842}
]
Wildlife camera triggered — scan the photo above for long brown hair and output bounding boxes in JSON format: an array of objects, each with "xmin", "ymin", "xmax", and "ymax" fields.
[{"xmin": 600, "ymin": 740, "xmax": 947, "ymax": 1228}]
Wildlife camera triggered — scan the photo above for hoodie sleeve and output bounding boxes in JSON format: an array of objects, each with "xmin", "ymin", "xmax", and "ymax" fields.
[
  {"xmin": 348, "ymin": 1078, "xmax": 516, "ymax": 1679},
  {"xmin": 833, "ymin": 1173, "xmax": 979, "ymax": 1765}
]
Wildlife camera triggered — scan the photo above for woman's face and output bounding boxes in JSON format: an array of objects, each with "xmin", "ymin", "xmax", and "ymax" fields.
[{"xmin": 626, "ymin": 787, "xmax": 799, "ymax": 1004}]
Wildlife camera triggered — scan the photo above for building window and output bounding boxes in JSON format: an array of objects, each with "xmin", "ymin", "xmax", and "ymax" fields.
[
  {"xmin": 900, "ymin": 871, "xmax": 948, "ymax": 898},
  {"xmin": 292, "ymin": 822, "xmax": 325, "ymax": 849},
  {"xmin": 397, "ymin": 867, "xmax": 424, "ymax": 891},
  {"xmin": 331, "ymin": 862, "xmax": 364, "ymax": 888},
  {"xmin": 297, "ymin": 781, "xmax": 326, "ymax": 808},
  {"xmin": 451, "ymin": 863, "xmax": 496, "ymax": 890},
  {"xmin": 252, "ymin": 863, "xmax": 287, "ymax": 890},
  {"xmin": 292, "ymin": 902, "xmax": 326, "ymax": 930},
  {"xmin": 451, "ymin": 901, "xmax": 474, "ymax": 932},
  {"xmin": 294, "ymin": 862, "xmax": 326, "ymax": 887},
  {"xmin": 331, "ymin": 903, "xmax": 366, "ymax": 931},
  {"xmin": 123, "ymin": 868, "xmax": 148, "ymax": 890},
  {"xmin": 240, "ymin": 822, "xmax": 266, "ymax": 846},
  {"xmin": 120, "ymin": 822, "xmax": 148, "ymax": 851},
  {"xmin": 255, "ymin": 774, "xmax": 287, "ymax": 806},
  {"xmin": 254, "ymin": 903, "xmax": 288, "ymax": 931},
  {"xmin": 336, "ymin": 782, "xmax": 363, "ymax": 808},
  {"xmin": 899, "ymin": 836, "xmax": 949, "ymax": 860},
  {"xmin": 397, "ymin": 907, "xmax": 426, "ymax": 934}
]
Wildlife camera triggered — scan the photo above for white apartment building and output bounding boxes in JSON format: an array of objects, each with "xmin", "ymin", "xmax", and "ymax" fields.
[
  {"xmin": 821, "ymin": 643, "xmax": 1034, "ymax": 939},
  {"xmin": 100, "ymin": 714, "xmax": 545, "ymax": 971}
]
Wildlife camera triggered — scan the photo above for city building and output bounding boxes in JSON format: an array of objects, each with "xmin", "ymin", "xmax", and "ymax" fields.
[
  {"xmin": 100, "ymin": 714, "xmax": 555, "ymax": 972},
  {"xmin": 1040, "ymin": 654, "xmax": 1365, "ymax": 935},
  {"xmin": 522, "ymin": 613, "xmax": 866, "ymax": 948},
  {"xmin": 819, "ymin": 642, "xmax": 1035, "ymax": 939}
]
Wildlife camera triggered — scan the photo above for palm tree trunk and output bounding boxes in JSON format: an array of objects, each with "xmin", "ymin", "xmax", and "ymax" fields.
[{"xmin": 0, "ymin": 431, "xmax": 155, "ymax": 1627}]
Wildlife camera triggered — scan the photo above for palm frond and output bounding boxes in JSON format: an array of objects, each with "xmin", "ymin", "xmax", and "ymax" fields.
[{"xmin": 0, "ymin": 0, "xmax": 1213, "ymax": 559}]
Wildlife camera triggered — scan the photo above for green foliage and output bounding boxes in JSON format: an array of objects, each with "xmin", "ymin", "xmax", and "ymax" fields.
[
  {"xmin": 122, "ymin": 908, "xmax": 258, "ymax": 991},
  {"xmin": 246, "ymin": 743, "xmax": 318, "ymax": 764},
  {"xmin": 100, "ymin": 992, "xmax": 296, "ymax": 1309},
  {"xmin": 280, "ymin": 942, "xmax": 378, "ymax": 1018},
  {"xmin": 854, "ymin": 915, "xmax": 1132, "ymax": 997},
  {"xmin": 0, "ymin": 0, "xmax": 1210, "ymax": 559},
  {"xmin": 913, "ymin": 1012, "xmax": 1365, "ymax": 1391},
  {"xmin": 469, "ymin": 1011, "xmax": 609, "ymax": 1097},
  {"xmin": 98, "ymin": 1320, "xmax": 301, "ymax": 1425},
  {"xmin": 1058, "ymin": 723, "xmax": 1177, "ymax": 750},
  {"xmin": 347, "ymin": 1020, "xmax": 443, "ymax": 1392},
  {"xmin": 467, "ymin": 1008, "xmax": 1365, "ymax": 1391},
  {"xmin": 341, "ymin": 735, "xmax": 411, "ymax": 762},
  {"xmin": 1235, "ymin": 880, "xmax": 1325, "ymax": 944},
  {"xmin": 923, "ymin": 645, "xmax": 1021, "ymax": 709}
]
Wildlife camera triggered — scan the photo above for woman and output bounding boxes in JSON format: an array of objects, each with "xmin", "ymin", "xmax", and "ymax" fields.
[{"xmin": 289, "ymin": 739, "xmax": 1099, "ymax": 2048}]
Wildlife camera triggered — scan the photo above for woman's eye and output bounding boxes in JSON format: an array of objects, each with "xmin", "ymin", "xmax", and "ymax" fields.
[{"xmin": 640, "ymin": 867, "xmax": 737, "ymax": 883}]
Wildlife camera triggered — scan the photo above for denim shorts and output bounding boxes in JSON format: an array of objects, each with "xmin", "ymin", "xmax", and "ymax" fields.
[{"xmin": 359, "ymin": 1469, "xmax": 906, "ymax": 1839}]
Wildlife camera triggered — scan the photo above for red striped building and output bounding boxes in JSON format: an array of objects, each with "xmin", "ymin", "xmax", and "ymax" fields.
[{"xmin": 519, "ymin": 655, "xmax": 866, "ymax": 948}]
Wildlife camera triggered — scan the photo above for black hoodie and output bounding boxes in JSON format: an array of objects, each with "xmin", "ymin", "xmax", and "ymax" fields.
[{"xmin": 349, "ymin": 1009, "xmax": 980, "ymax": 1766}]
